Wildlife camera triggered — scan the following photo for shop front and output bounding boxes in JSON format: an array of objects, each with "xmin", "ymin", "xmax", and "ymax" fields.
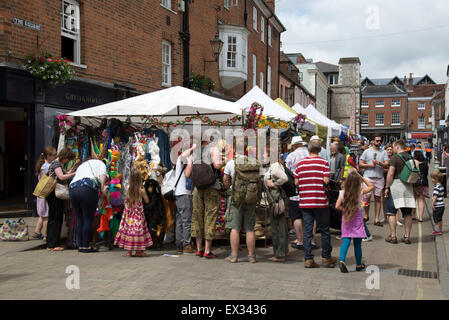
[{"xmin": 0, "ymin": 65, "xmax": 122, "ymax": 214}]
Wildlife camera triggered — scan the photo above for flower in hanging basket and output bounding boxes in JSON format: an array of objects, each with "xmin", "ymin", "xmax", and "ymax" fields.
[{"xmin": 24, "ymin": 52, "xmax": 75, "ymax": 87}]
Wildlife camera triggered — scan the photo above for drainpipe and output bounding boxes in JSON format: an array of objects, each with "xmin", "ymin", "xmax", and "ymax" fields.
[
  {"xmin": 243, "ymin": 0, "xmax": 248, "ymax": 95},
  {"xmin": 181, "ymin": 0, "xmax": 191, "ymax": 88}
]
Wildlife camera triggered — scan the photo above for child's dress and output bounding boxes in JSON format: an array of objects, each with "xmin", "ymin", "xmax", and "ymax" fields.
[
  {"xmin": 114, "ymin": 199, "xmax": 153, "ymax": 250},
  {"xmin": 36, "ymin": 162, "xmax": 50, "ymax": 218},
  {"xmin": 340, "ymin": 190, "xmax": 367, "ymax": 239}
]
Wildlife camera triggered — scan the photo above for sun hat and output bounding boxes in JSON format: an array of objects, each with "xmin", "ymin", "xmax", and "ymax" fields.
[
  {"xmin": 291, "ymin": 136, "xmax": 306, "ymax": 146},
  {"xmin": 309, "ymin": 135, "xmax": 322, "ymax": 143}
]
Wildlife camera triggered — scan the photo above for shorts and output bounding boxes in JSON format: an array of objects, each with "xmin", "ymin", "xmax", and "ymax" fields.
[
  {"xmin": 433, "ymin": 207, "xmax": 445, "ymax": 223},
  {"xmin": 366, "ymin": 177, "xmax": 385, "ymax": 197},
  {"xmin": 226, "ymin": 202, "xmax": 257, "ymax": 233},
  {"xmin": 385, "ymin": 191, "xmax": 413, "ymax": 218},
  {"xmin": 191, "ymin": 188, "xmax": 220, "ymax": 240},
  {"xmin": 288, "ymin": 200, "xmax": 303, "ymax": 220}
]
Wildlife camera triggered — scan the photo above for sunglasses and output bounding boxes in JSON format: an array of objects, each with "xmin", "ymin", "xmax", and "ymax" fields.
[{"xmin": 375, "ymin": 140, "xmax": 382, "ymax": 143}]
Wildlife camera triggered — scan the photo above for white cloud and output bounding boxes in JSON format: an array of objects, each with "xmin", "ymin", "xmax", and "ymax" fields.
[{"xmin": 277, "ymin": 0, "xmax": 449, "ymax": 83}]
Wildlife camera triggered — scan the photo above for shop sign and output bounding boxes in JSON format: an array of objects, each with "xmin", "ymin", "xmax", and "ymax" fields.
[
  {"xmin": 64, "ymin": 93, "xmax": 102, "ymax": 105},
  {"xmin": 13, "ymin": 17, "xmax": 41, "ymax": 31}
]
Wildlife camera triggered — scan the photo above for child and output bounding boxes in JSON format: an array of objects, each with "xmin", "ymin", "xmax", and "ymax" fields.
[
  {"xmin": 33, "ymin": 146, "xmax": 57, "ymax": 240},
  {"xmin": 114, "ymin": 169, "xmax": 153, "ymax": 257},
  {"xmin": 431, "ymin": 170, "xmax": 445, "ymax": 235},
  {"xmin": 336, "ymin": 168, "xmax": 374, "ymax": 273}
]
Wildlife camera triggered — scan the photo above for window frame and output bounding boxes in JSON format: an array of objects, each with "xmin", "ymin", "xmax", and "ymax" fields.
[
  {"xmin": 162, "ymin": 40, "xmax": 172, "ymax": 87},
  {"xmin": 417, "ymin": 116, "xmax": 425, "ymax": 129},
  {"xmin": 161, "ymin": 0, "xmax": 171, "ymax": 10},
  {"xmin": 391, "ymin": 99, "xmax": 401, "ymax": 107},
  {"xmin": 61, "ymin": 0, "xmax": 81, "ymax": 64},
  {"xmin": 391, "ymin": 112, "xmax": 400, "ymax": 126},
  {"xmin": 226, "ymin": 35, "xmax": 237, "ymax": 68},
  {"xmin": 260, "ymin": 17, "xmax": 265, "ymax": 43},
  {"xmin": 361, "ymin": 113, "xmax": 369, "ymax": 126},
  {"xmin": 267, "ymin": 25, "xmax": 272, "ymax": 46},
  {"xmin": 361, "ymin": 100, "xmax": 369, "ymax": 108},
  {"xmin": 253, "ymin": 7, "xmax": 257, "ymax": 31},
  {"xmin": 418, "ymin": 102, "xmax": 426, "ymax": 110},
  {"xmin": 375, "ymin": 100, "xmax": 384, "ymax": 108},
  {"xmin": 260, "ymin": 71, "xmax": 264, "ymax": 92},
  {"xmin": 267, "ymin": 65, "xmax": 271, "ymax": 97},
  {"xmin": 252, "ymin": 54, "xmax": 257, "ymax": 87},
  {"xmin": 375, "ymin": 113, "xmax": 384, "ymax": 126}
]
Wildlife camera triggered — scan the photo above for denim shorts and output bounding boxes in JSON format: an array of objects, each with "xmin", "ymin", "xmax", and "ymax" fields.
[{"xmin": 385, "ymin": 191, "xmax": 397, "ymax": 215}]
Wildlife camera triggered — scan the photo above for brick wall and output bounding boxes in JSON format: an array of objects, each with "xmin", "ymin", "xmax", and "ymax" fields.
[
  {"xmin": 1, "ymin": 0, "xmax": 183, "ymax": 92},
  {"xmin": 361, "ymin": 97, "xmax": 407, "ymax": 127}
]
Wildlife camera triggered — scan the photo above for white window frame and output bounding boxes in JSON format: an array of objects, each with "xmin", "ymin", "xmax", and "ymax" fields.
[
  {"xmin": 361, "ymin": 114, "xmax": 369, "ymax": 126},
  {"xmin": 252, "ymin": 54, "xmax": 257, "ymax": 87},
  {"xmin": 61, "ymin": 0, "xmax": 81, "ymax": 64},
  {"xmin": 418, "ymin": 116, "xmax": 425, "ymax": 129},
  {"xmin": 361, "ymin": 100, "xmax": 369, "ymax": 108},
  {"xmin": 224, "ymin": 0, "xmax": 238, "ymax": 9},
  {"xmin": 391, "ymin": 113, "xmax": 400, "ymax": 125},
  {"xmin": 260, "ymin": 71, "xmax": 264, "ymax": 92},
  {"xmin": 260, "ymin": 17, "xmax": 265, "ymax": 43},
  {"xmin": 161, "ymin": 0, "xmax": 171, "ymax": 10},
  {"xmin": 268, "ymin": 25, "xmax": 272, "ymax": 46},
  {"xmin": 162, "ymin": 40, "xmax": 172, "ymax": 87},
  {"xmin": 392, "ymin": 99, "xmax": 401, "ymax": 107},
  {"xmin": 224, "ymin": 0, "xmax": 229, "ymax": 9},
  {"xmin": 226, "ymin": 35, "xmax": 237, "ymax": 68},
  {"xmin": 253, "ymin": 7, "xmax": 257, "ymax": 31},
  {"xmin": 418, "ymin": 102, "xmax": 426, "ymax": 110},
  {"xmin": 375, "ymin": 100, "xmax": 384, "ymax": 108},
  {"xmin": 267, "ymin": 65, "xmax": 271, "ymax": 97},
  {"xmin": 375, "ymin": 113, "xmax": 384, "ymax": 126}
]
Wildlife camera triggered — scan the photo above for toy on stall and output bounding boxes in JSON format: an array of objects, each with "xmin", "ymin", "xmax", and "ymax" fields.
[
  {"xmin": 133, "ymin": 143, "xmax": 150, "ymax": 180},
  {"xmin": 96, "ymin": 195, "xmax": 113, "ymax": 238},
  {"xmin": 109, "ymin": 178, "xmax": 122, "ymax": 207}
]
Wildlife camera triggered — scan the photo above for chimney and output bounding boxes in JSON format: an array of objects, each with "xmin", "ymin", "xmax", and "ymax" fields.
[
  {"xmin": 403, "ymin": 76, "xmax": 407, "ymax": 91},
  {"xmin": 408, "ymin": 73, "xmax": 414, "ymax": 92},
  {"xmin": 265, "ymin": 0, "xmax": 275, "ymax": 11},
  {"xmin": 296, "ymin": 53, "xmax": 306, "ymax": 64}
]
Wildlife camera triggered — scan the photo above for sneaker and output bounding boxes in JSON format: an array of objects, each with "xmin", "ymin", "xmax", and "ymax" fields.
[
  {"xmin": 380, "ymin": 218, "xmax": 385, "ymax": 224},
  {"xmin": 183, "ymin": 245, "xmax": 194, "ymax": 254},
  {"xmin": 432, "ymin": 230, "xmax": 443, "ymax": 235},
  {"xmin": 339, "ymin": 261, "xmax": 349, "ymax": 273},
  {"xmin": 225, "ymin": 255, "xmax": 238, "ymax": 263},
  {"xmin": 362, "ymin": 235, "xmax": 373, "ymax": 242},
  {"xmin": 195, "ymin": 250, "xmax": 204, "ymax": 257},
  {"xmin": 203, "ymin": 252, "xmax": 216, "ymax": 259},
  {"xmin": 247, "ymin": 255, "xmax": 257, "ymax": 263},
  {"xmin": 291, "ymin": 241, "xmax": 303, "ymax": 250}
]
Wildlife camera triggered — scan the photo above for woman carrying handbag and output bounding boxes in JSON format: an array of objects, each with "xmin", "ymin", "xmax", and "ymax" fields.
[{"xmin": 46, "ymin": 147, "xmax": 77, "ymax": 251}]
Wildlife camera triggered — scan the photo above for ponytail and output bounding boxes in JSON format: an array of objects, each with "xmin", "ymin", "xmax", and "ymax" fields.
[{"xmin": 35, "ymin": 146, "xmax": 57, "ymax": 176}]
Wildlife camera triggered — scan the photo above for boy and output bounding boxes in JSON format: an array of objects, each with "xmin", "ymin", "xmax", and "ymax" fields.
[{"xmin": 431, "ymin": 170, "xmax": 445, "ymax": 235}]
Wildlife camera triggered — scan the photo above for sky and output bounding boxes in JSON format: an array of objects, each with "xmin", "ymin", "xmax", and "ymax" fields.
[{"xmin": 275, "ymin": 0, "xmax": 449, "ymax": 84}]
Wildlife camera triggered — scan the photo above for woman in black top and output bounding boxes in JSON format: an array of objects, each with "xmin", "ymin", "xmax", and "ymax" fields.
[
  {"xmin": 46, "ymin": 147, "xmax": 77, "ymax": 251},
  {"xmin": 413, "ymin": 150, "xmax": 429, "ymax": 223}
]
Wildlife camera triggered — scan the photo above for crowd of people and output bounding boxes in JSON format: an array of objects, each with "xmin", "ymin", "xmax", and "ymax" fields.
[{"xmin": 33, "ymin": 133, "xmax": 445, "ymax": 273}]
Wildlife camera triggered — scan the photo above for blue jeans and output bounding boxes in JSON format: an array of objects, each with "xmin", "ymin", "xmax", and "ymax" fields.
[
  {"xmin": 302, "ymin": 207, "xmax": 332, "ymax": 260},
  {"xmin": 364, "ymin": 222, "xmax": 371, "ymax": 238},
  {"xmin": 69, "ymin": 185, "xmax": 99, "ymax": 248},
  {"xmin": 340, "ymin": 238, "xmax": 363, "ymax": 265}
]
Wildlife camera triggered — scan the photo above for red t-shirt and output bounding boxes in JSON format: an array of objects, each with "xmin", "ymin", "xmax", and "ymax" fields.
[{"xmin": 294, "ymin": 156, "xmax": 330, "ymax": 208}]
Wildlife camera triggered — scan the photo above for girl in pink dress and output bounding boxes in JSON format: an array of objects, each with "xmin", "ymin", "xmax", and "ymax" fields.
[
  {"xmin": 336, "ymin": 169, "xmax": 374, "ymax": 273},
  {"xmin": 114, "ymin": 170, "xmax": 153, "ymax": 257},
  {"xmin": 33, "ymin": 147, "xmax": 57, "ymax": 240}
]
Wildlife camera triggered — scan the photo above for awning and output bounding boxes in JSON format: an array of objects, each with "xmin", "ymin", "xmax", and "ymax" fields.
[{"xmin": 411, "ymin": 133, "xmax": 432, "ymax": 139}]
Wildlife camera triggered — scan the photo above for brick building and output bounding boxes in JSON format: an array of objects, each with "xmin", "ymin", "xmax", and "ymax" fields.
[
  {"xmin": 361, "ymin": 74, "xmax": 445, "ymax": 142},
  {"xmin": 279, "ymin": 52, "xmax": 315, "ymax": 107},
  {"xmin": 0, "ymin": 0, "xmax": 184, "ymax": 211},
  {"xmin": 189, "ymin": 0, "xmax": 285, "ymax": 101}
]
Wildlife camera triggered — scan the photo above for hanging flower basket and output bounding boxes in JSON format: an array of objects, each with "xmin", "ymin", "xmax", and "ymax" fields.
[
  {"xmin": 189, "ymin": 72, "xmax": 216, "ymax": 93},
  {"xmin": 24, "ymin": 53, "xmax": 75, "ymax": 87}
]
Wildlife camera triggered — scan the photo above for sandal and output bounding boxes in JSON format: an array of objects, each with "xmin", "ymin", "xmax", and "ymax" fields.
[
  {"xmin": 47, "ymin": 247, "xmax": 64, "ymax": 251},
  {"xmin": 32, "ymin": 232, "xmax": 43, "ymax": 240},
  {"xmin": 135, "ymin": 252, "xmax": 149, "ymax": 257},
  {"xmin": 125, "ymin": 252, "xmax": 134, "ymax": 257},
  {"xmin": 374, "ymin": 221, "xmax": 383, "ymax": 227},
  {"xmin": 356, "ymin": 263, "xmax": 366, "ymax": 272},
  {"xmin": 385, "ymin": 235, "xmax": 398, "ymax": 244},
  {"xmin": 401, "ymin": 237, "xmax": 411, "ymax": 245},
  {"xmin": 268, "ymin": 257, "xmax": 286, "ymax": 262}
]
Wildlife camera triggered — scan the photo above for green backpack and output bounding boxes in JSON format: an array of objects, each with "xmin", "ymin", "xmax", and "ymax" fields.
[
  {"xmin": 231, "ymin": 155, "xmax": 262, "ymax": 206},
  {"xmin": 397, "ymin": 153, "xmax": 420, "ymax": 184}
]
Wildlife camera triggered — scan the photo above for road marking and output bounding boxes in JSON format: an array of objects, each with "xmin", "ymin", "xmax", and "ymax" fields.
[{"xmin": 417, "ymin": 203, "xmax": 423, "ymax": 300}]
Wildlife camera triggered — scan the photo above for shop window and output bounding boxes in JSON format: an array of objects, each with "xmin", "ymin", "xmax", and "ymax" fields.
[{"xmin": 61, "ymin": 0, "xmax": 81, "ymax": 64}]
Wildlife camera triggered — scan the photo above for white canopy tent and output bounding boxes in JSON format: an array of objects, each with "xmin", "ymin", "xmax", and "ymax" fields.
[
  {"xmin": 69, "ymin": 86, "xmax": 244, "ymax": 126},
  {"xmin": 237, "ymin": 86, "xmax": 296, "ymax": 122},
  {"xmin": 304, "ymin": 104, "xmax": 344, "ymax": 137}
]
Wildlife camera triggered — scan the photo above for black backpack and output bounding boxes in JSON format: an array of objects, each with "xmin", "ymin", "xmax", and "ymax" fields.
[{"xmin": 281, "ymin": 167, "xmax": 298, "ymax": 198}]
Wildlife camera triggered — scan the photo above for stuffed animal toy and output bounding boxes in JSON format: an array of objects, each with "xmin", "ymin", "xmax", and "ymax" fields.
[
  {"xmin": 148, "ymin": 140, "xmax": 160, "ymax": 166},
  {"xmin": 133, "ymin": 143, "xmax": 150, "ymax": 181},
  {"xmin": 109, "ymin": 178, "xmax": 122, "ymax": 207}
]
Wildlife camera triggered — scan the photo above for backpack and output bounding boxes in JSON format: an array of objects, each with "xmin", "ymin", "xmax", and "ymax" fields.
[
  {"xmin": 191, "ymin": 163, "xmax": 216, "ymax": 189},
  {"xmin": 397, "ymin": 153, "xmax": 420, "ymax": 184},
  {"xmin": 232, "ymin": 156, "xmax": 262, "ymax": 206},
  {"xmin": 280, "ymin": 166, "xmax": 298, "ymax": 198}
]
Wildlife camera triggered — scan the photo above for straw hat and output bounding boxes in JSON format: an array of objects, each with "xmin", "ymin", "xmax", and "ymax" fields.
[{"xmin": 309, "ymin": 135, "xmax": 322, "ymax": 143}]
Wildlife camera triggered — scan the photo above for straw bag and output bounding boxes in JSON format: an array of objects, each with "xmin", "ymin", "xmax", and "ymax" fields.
[{"xmin": 33, "ymin": 166, "xmax": 56, "ymax": 199}]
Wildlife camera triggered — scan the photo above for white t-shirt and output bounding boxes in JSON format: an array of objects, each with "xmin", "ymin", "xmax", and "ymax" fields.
[
  {"xmin": 71, "ymin": 160, "xmax": 107, "ymax": 185},
  {"xmin": 224, "ymin": 159, "xmax": 235, "ymax": 190},
  {"xmin": 174, "ymin": 156, "xmax": 192, "ymax": 196}
]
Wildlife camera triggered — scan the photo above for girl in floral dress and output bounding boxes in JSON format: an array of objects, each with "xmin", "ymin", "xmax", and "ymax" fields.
[{"xmin": 114, "ymin": 169, "xmax": 153, "ymax": 257}]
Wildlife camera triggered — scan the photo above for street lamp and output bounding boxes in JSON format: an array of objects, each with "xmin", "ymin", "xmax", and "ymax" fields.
[{"xmin": 203, "ymin": 32, "xmax": 223, "ymax": 71}]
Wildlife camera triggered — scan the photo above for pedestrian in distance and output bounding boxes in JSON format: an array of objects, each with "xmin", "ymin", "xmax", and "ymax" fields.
[
  {"xmin": 114, "ymin": 169, "xmax": 153, "ymax": 257},
  {"xmin": 33, "ymin": 146, "xmax": 57, "ymax": 241},
  {"xmin": 412, "ymin": 150, "xmax": 429, "ymax": 223},
  {"xmin": 431, "ymin": 170, "xmax": 445, "ymax": 235},
  {"xmin": 441, "ymin": 145, "xmax": 449, "ymax": 197},
  {"xmin": 336, "ymin": 168, "xmax": 374, "ymax": 273}
]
